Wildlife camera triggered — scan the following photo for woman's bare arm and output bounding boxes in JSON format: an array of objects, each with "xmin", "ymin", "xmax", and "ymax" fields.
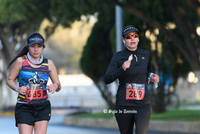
[{"xmin": 47, "ymin": 59, "xmax": 61, "ymax": 93}]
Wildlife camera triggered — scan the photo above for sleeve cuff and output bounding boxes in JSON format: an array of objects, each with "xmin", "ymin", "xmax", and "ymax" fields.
[{"xmin": 148, "ymin": 73, "xmax": 154, "ymax": 83}]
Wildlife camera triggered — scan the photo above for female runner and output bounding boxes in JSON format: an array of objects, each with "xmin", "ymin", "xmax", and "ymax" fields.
[
  {"xmin": 6, "ymin": 32, "xmax": 61, "ymax": 134},
  {"xmin": 104, "ymin": 25, "xmax": 159, "ymax": 134}
]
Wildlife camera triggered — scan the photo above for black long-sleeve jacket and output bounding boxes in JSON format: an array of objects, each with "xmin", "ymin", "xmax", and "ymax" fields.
[{"xmin": 104, "ymin": 48, "xmax": 153, "ymax": 107}]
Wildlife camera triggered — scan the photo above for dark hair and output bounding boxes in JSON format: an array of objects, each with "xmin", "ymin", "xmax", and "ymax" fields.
[{"xmin": 7, "ymin": 46, "xmax": 28, "ymax": 69}]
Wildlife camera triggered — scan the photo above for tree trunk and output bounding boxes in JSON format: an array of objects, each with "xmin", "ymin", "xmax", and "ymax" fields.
[
  {"xmin": 151, "ymin": 84, "xmax": 166, "ymax": 113},
  {"xmin": 95, "ymin": 78, "xmax": 115, "ymax": 109},
  {"xmin": 194, "ymin": 70, "xmax": 200, "ymax": 101},
  {"xmin": 0, "ymin": 27, "xmax": 15, "ymax": 64}
]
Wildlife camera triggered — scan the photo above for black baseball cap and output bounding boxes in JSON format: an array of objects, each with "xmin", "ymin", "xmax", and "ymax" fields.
[
  {"xmin": 122, "ymin": 25, "xmax": 140, "ymax": 37},
  {"xmin": 27, "ymin": 32, "xmax": 45, "ymax": 47}
]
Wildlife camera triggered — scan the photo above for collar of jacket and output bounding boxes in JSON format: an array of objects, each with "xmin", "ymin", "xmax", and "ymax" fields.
[{"xmin": 125, "ymin": 47, "xmax": 138, "ymax": 54}]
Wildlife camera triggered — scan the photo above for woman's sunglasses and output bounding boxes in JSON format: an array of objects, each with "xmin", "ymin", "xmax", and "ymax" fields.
[{"xmin": 125, "ymin": 34, "xmax": 139, "ymax": 39}]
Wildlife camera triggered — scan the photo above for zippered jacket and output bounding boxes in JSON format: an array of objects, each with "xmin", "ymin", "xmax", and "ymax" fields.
[{"xmin": 104, "ymin": 48, "xmax": 153, "ymax": 106}]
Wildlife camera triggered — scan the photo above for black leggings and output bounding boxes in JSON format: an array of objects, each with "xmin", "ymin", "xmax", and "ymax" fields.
[{"xmin": 115, "ymin": 104, "xmax": 151, "ymax": 134}]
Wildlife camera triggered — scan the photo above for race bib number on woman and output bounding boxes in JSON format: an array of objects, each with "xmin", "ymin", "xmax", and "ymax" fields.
[
  {"xmin": 25, "ymin": 84, "xmax": 44, "ymax": 100},
  {"xmin": 126, "ymin": 83, "xmax": 145, "ymax": 100}
]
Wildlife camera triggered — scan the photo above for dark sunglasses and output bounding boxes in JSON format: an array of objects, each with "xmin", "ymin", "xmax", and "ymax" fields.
[{"xmin": 125, "ymin": 34, "xmax": 139, "ymax": 39}]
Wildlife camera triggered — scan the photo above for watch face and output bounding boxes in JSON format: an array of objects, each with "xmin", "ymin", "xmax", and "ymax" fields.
[{"xmin": 56, "ymin": 85, "xmax": 61, "ymax": 92}]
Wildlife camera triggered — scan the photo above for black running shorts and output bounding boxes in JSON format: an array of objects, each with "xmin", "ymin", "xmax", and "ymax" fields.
[{"xmin": 15, "ymin": 100, "xmax": 51, "ymax": 127}]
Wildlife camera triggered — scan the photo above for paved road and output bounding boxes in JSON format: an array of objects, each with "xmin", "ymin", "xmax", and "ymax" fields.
[{"xmin": 0, "ymin": 114, "xmax": 196, "ymax": 134}]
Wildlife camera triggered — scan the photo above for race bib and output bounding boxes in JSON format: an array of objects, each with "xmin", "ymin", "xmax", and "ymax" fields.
[
  {"xmin": 26, "ymin": 84, "xmax": 44, "ymax": 100},
  {"xmin": 126, "ymin": 83, "xmax": 145, "ymax": 100}
]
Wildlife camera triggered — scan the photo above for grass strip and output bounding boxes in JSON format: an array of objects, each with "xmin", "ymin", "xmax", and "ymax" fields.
[
  {"xmin": 150, "ymin": 109, "xmax": 200, "ymax": 122},
  {"xmin": 70, "ymin": 109, "xmax": 200, "ymax": 122}
]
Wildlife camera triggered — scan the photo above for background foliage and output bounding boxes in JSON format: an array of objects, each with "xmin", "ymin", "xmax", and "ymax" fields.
[{"xmin": 0, "ymin": 0, "xmax": 200, "ymax": 113}]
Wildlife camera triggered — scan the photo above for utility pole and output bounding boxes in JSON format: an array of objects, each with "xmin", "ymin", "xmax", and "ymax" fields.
[{"xmin": 115, "ymin": 0, "xmax": 123, "ymax": 52}]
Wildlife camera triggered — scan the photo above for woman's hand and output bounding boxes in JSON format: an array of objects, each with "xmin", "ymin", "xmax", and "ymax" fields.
[
  {"xmin": 151, "ymin": 74, "xmax": 159, "ymax": 83},
  {"xmin": 122, "ymin": 54, "xmax": 133, "ymax": 71},
  {"xmin": 122, "ymin": 61, "xmax": 131, "ymax": 71},
  {"xmin": 17, "ymin": 85, "xmax": 29, "ymax": 95},
  {"xmin": 47, "ymin": 83, "xmax": 58, "ymax": 94}
]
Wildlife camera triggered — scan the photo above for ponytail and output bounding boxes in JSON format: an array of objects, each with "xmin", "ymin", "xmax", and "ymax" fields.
[{"xmin": 7, "ymin": 46, "xmax": 29, "ymax": 69}]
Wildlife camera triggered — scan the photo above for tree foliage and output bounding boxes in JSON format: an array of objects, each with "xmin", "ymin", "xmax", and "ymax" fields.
[
  {"xmin": 110, "ymin": 0, "xmax": 200, "ymax": 70},
  {"xmin": 80, "ymin": 8, "xmax": 115, "ymax": 108},
  {"xmin": 1, "ymin": 0, "xmax": 200, "ymax": 112},
  {"xmin": 50, "ymin": 0, "xmax": 117, "ymax": 108},
  {"xmin": 0, "ymin": 0, "xmax": 51, "ymax": 64},
  {"xmin": 108, "ymin": 0, "xmax": 200, "ymax": 112}
]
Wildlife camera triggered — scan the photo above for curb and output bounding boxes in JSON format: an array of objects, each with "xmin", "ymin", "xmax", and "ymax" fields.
[
  {"xmin": 63, "ymin": 116, "xmax": 200, "ymax": 133},
  {"xmin": 149, "ymin": 120, "xmax": 200, "ymax": 133},
  {"xmin": 63, "ymin": 116, "xmax": 118, "ymax": 129}
]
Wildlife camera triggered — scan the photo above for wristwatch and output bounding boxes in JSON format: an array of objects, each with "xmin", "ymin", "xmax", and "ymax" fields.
[{"xmin": 56, "ymin": 83, "xmax": 61, "ymax": 92}]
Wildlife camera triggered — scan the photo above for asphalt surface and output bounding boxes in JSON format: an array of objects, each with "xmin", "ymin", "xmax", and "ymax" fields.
[{"xmin": 0, "ymin": 114, "xmax": 197, "ymax": 134}]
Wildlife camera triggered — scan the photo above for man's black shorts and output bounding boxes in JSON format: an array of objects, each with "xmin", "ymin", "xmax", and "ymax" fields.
[{"xmin": 15, "ymin": 100, "xmax": 51, "ymax": 127}]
